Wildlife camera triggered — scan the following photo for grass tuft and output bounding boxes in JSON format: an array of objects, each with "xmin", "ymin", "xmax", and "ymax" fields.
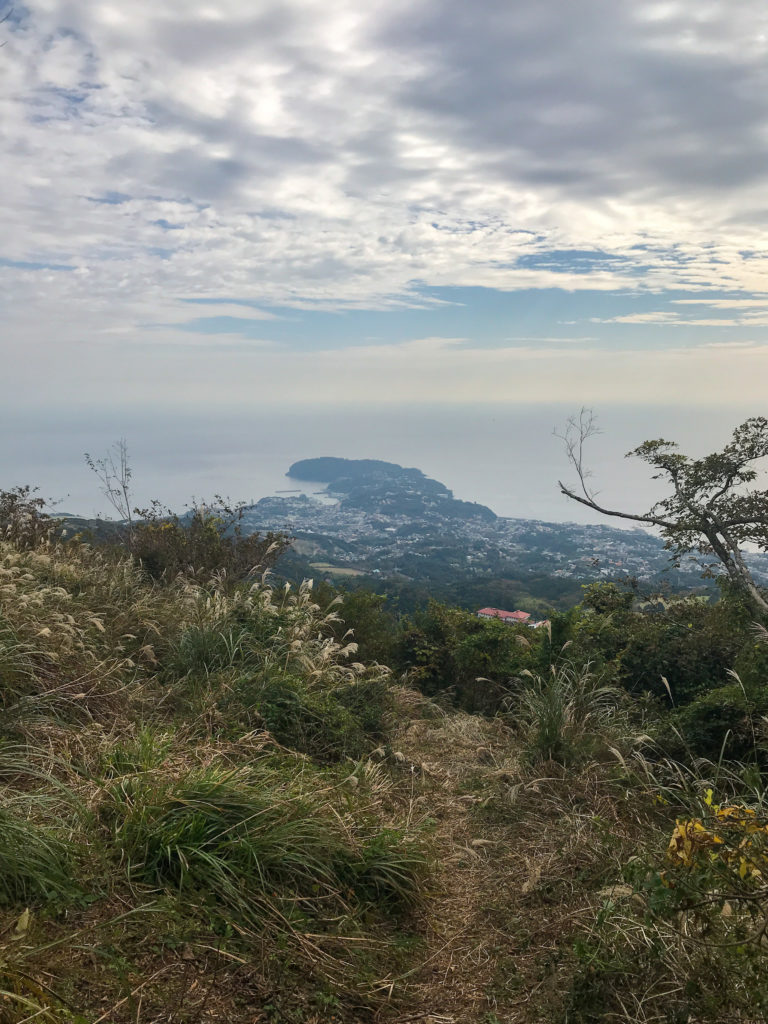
[
  {"xmin": 0, "ymin": 801, "xmax": 78, "ymax": 907},
  {"xmin": 509, "ymin": 660, "xmax": 628, "ymax": 766}
]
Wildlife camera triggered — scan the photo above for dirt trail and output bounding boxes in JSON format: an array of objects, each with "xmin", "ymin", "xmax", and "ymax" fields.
[{"xmin": 384, "ymin": 712, "xmax": 555, "ymax": 1024}]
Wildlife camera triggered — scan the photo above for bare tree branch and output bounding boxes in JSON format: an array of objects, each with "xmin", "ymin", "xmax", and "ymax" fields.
[
  {"xmin": 557, "ymin": 481, "xmax": 678, "ymax": 530},
  {"xmin": 84, "ymin": 439, "xmax": 134, "ymax": 533}
]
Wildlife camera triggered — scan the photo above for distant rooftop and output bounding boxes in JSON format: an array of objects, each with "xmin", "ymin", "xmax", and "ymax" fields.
[{"xmin": 476, "ymin": 607, "xmax": 531, "ymax": 622}]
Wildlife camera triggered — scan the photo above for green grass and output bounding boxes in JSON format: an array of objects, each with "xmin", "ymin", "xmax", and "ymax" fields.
[
  {"xmin": 168, "ymin": 624, "xmax": 254, "ymax": 677},
  {"xmin": 103, "ymin": 762, "xmax": 428, "ymax": 929},
  {"xmin": 510, "ymin": 661, "xmax": 628, "ymax": 766},
  {"xmin": 0, "ymin": 800, "xmax": 78, "ymax": 907},
  {"xmin": 97, "ymin": 727, "xmax": 174, "ymax": 778}
]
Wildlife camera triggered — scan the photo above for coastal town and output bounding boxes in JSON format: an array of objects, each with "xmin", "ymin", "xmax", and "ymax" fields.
[{"xmin": 239, "ymin": 473, "xmax": 768, "ymax": 591}]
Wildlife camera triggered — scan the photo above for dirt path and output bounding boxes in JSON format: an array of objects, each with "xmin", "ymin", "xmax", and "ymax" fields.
[
  {"xmin": 385, "ymin": 710, "xmax": 603, "ymax": 1024},
  {"xmin": 386, "ymin": 713, "xmax": 532, "ymax": 1024}
]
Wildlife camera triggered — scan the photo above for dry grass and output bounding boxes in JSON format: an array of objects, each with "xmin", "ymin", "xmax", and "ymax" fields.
[
  {"xmin": 2, "ymin": 534, "xmax": 767, "ymax": 1023},
  {"xmin": 0, "ymin": 538, "xmax": 431, "ymax": 1023},
  {"xmin": 384, "ymin": 708, "xmax": 763, "ymax": 1024}
]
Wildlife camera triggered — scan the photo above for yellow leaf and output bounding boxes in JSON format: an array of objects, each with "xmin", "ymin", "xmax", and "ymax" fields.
[{"xmin": 11, "ymin": 908, "xmax": 31, "ymax": 940}]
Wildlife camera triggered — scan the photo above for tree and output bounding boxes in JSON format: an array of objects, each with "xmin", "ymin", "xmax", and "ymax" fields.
[
  {"xmin": 0, "ymin": 486, "xmax": 53, "ymax": 550},
  {"xmin": 130, "ymin": 497, "xmax": 291, "ymax": 582},
  {"xmin": 557, "ymin": 410, "xmax": 768, "ymax": 616},
  {"xmin": 84, "ymin": 439, "xmax": 134, "ymax": 535}
]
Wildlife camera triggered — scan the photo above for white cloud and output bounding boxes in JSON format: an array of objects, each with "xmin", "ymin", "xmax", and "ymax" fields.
[
  {"xmin": 2, "ymin": 0, "xmax": 768, "ymax": 413},
  {"xmin": 505, "ymin": 336, "xmax": 598, "ymax": 343},
  {"xmin": 599, "ymin": 308, "xmax": 768, "ymax": 327},
  {"xmin": 672, "ymin": 298, "xmax": 768, "ymax": 309}
]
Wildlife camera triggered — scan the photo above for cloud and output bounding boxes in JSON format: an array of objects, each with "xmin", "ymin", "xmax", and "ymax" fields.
[
  {"xmin": 2, "ymin": 0, "xmax": 768, "ymax": 416},
  {"xmin": 505, "ymin": 336, "xmax": 598, "ymax": 344},
  {"xmin": 598, "ymin": 307, "xmax": 768, "ymax": 327},
  {"xmin": 672, "ymin": 298, "xmax": 768, "ymax": 309}
]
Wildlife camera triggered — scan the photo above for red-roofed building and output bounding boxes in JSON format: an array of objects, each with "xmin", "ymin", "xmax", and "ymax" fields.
[{"xmin": 477, "ymin": 607, "xmax": 531, "ymax": 624}]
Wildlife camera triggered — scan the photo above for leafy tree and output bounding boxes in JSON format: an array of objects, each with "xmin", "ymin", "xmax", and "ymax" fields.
[{"xmin": 558, "ymin": 411, "xmax": 768, "ymax": 615}]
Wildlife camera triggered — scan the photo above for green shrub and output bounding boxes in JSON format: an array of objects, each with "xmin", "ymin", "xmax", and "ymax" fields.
[
  {"xmin": 331, "ymin": 676, "xmax": 392, "ymax": 739},
  {"xmin": 223, "ymin": 672, "xmax": 371, "ymax": 761},
  {"xmin": 663, "ymin": 682, "xmax": 768, "ymax": 763},
  {"xmin": 130, "ymin": 501, "xmax": 289, "ymax": 583},
  {"xmin": 396, "ymin": 601, "xmax": 537, "ymax": 714},
  {"xmin": 733, "ymin": 631, "xmax": 768, "ymax": 691},
  {"xmin": 568, "ymin": 588, "xmax": 746, "ymax": 704}
]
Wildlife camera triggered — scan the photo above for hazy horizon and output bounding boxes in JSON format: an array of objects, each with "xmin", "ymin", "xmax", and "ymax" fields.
[{"xmin": 4, "ymin": 402, "xmax": 759, "ymax": 528}]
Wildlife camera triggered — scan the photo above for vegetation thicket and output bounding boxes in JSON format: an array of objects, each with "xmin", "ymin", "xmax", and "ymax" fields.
[
  {"xmin": 0, "ymin": 492, "xmax": 428, "ymax": 1023},
  {"xmin": 4, "ymin": 414, "xmax": 768, "ymax": 1022}
]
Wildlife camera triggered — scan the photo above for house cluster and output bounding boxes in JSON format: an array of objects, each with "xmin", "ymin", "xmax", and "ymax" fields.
[{"xmin": 476, "ymin": 607, "xmax": 550, "ymax": 629}]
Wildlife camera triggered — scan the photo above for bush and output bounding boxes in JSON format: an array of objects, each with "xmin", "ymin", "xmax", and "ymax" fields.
[
  {"xmin": 130, "ymin": 500, "xmax": 290, "ymax": 582},
  {"xmin": 396, "ymin": 601, "xmax": 537, "ymax": 714},
  {"xmin": 221, "ymin": 672, "xmax": 378, "ymax": 761},
  {"xmin": 732, "ymin": 629, "xmax": 768, "ymax": 690},
  {"xmin": 662, "ymin": 682, "xmax": 768, "ymax": 763},
  {"xmin": 331, "ymin": 676, "xmax": 392, "ymax": 739},
  {"xmin": 571, "ymin": 785, "xmax": 768, "ymax": 1023},
  {"xmin": 569, "ymin": 590, "xmax": 746, "ymax": 705}
]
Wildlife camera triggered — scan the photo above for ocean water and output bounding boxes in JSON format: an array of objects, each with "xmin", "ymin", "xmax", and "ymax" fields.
[{"xmin": 2, "ymin": 403, "xmax": 757, "ymax": 526}]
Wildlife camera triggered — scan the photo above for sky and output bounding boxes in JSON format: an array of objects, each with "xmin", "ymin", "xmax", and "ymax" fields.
[{"xmin": 2, "ymin": 1, "xmax": 768, "ymax": 514}]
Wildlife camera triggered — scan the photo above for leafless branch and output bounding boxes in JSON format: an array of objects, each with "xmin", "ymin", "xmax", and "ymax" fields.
[
  {"xmin": 554, "ymin": 407, "xmax": 602, "ymax": 503},
  {"xmin": 84, "ymin": 438, "xmax": 134, "ymax": 529}
]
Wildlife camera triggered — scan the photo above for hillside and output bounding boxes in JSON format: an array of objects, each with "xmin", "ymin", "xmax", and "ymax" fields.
[
  {"xmin": 241, "ymin": 459, "xmax": 768, "ymax": 606},
  {"xmin": 3, "ymin": 493, "xmax": 768, "ymax": 1021}
]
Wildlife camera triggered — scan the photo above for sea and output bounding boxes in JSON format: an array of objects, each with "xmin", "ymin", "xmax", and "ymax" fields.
[{"xmin": 2, "ymin": 403, "xmax": 757, "ymax": 528}]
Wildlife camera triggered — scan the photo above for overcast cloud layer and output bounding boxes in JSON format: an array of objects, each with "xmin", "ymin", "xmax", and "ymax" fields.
[{"xmin": 2, "ymin": 0, "xmax": 768, "ymax": 411}]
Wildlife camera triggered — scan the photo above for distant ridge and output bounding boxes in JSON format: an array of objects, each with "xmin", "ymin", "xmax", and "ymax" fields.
[{"xmin": 289, "ymin": 457, "xmax": 443, "ymax": 489}]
